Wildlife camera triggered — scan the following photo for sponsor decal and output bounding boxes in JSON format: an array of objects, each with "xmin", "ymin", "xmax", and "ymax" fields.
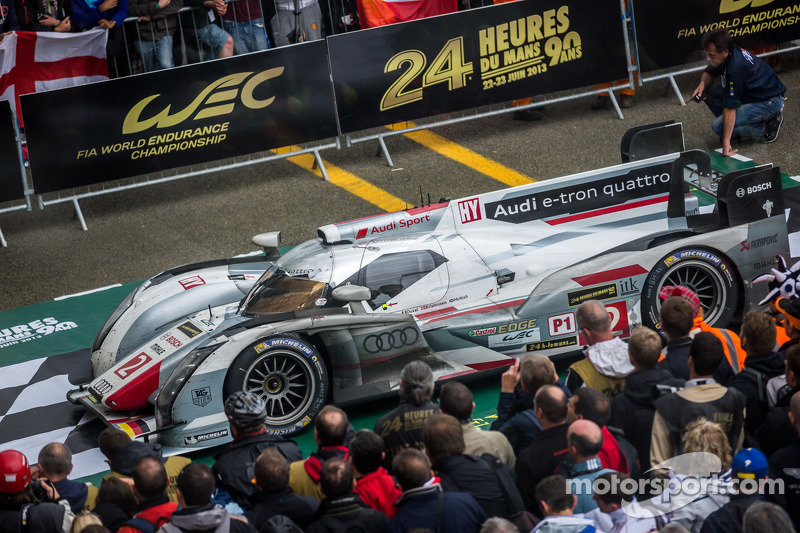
[
  {"xmin": 606, "ymin": 301, "xmax": 630, "ymax": 333},
  {"xmin": 736, "ymin": 181, "xmax": 772, "ymax": 198},
  {"xmin": 497, "ymin": 319, "xmax": 537, "ymax": 334},
  {"xmin": 763, "ymin": 199, "xmax": 774, "ymax": 217},
  {"xmin": 177, "ymin": 321, "xmax": 203, "ymax": 338},
  {"xmin": 469, "ymin": 327, "xmax": 497, "ymax": 336},
  {"xmin": 228, "ymin": 274, "xmax": 246, "ymax": 281},
  {"xmin": 286, "ymin": 268, "xmax": 316, "ymax": 276},
  {"xmin": 159, "ymin": 334, "xmax": 183, "ymax": 349},
  {"xmin": 663, "ymin": 250, "xmax": 722, "ymax": 267},
  {"xmin": 92, "ymin": 379, "xmax": 113, "ymax": 395},
  {"xmin": 316, "ymin": 298, "xmax": 328, "ymax": 306},
  {"xmin": 753, "ymin": 258, "xmax": 776, "ymax": 271},
  {"xmin": 548, "ymin": 313, "xmax": 576, "ymax": 336},
  {"xmin": 0, "ymin": 317, "xmax": 78, "ymax": 349},
  {"xmin": 485, "ymin": 166, "xmax": 672, "ymax": 224},
  {"xmin": 567, "ymin": 283, "xmax": 618, "ymax": 306},
  {"xmin": 527, "ymin": 336, "xmax": 578, "ymax": 351},
  {"xmin": 489, "ymin": 328, "xmax": 541, "ymax": 347},
  {"xmin": 183, "ymin": 428, "xmax": 229, "ymax": 445},
  {"xmin": 179, "ymin": 276, "xmax": 206, "ymax": 290},
  {"xmin": 149, "ymin": 343, "xmax": 165, "ymax": 356},
  {"xmin": 619, "ymin": 277, "xmax": 640, "ymax": 296},
  {"xmin": 113, "ymin": 352, "xmax": 152, "ymax": 379},
  {"xmin": 191, "ymin": 386, "xmax": 212, "ymax": 407},
  {"xmin": 253, "ymin": 338, "xmax": 314, "ymax": 356},
  {"xmin": 356, "ymin": 214, "xmax": 434, "ymax": 238},
  {"xmin": 740, "ymin": 233, "xmax": 779, "ymax": 252},
  {"xmin": 363, "ymin": 327, "xmax": 420, "ymax": 354},
  {"xmin": 458, "ymin": 198, "xmax": 482, "ymax": 223}
]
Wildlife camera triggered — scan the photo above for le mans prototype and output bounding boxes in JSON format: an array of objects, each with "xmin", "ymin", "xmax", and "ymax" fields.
[{"xmin": 68, "ymin": 125, "xmax": 789, "ymax": 449}]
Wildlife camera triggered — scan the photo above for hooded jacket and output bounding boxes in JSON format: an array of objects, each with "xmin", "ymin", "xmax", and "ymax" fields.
[
  {"xmin": 159, "ymin": 503, "xmax": 255, "ymax": 533},
  {"xmin": 566, "ymin": 338, "xmax": 633, "ymax": 398},
  {"xmin": 288, "ymin": 446, "xmax": 348, "ymax": 500}
]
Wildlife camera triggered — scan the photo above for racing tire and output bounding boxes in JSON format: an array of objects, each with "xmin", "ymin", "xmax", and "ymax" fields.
[
  {"xmin": 223, "ymin": 333, "xmax": 328, "ymax": 436},
  {"xmin": 641, "ymin": 247, "xmax": 740, "ymax": 331}
]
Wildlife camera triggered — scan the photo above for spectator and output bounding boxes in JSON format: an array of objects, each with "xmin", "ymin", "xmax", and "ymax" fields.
[
  {"xmin": 662, "ymin": 285, "xmax": 746, "ymax": 374},
  {"xmin": 479, "ymin": 517, "xmax": 520, "ymax": 533},
  {"xmin": 532, "ymin": 475, "xmax": 597, "ymax": 532},
  {"xmin": 117, "ymin": 456, "xmax": 178, "ymax": 533},
  {"xmin": 764, "ymin": 297, "xmax": 800, "ymax": 407},
  {"xmin": 213, "ymin": 391, "xmax": 301, "ymax": 508},
  {"xmin": 610, "ymin": 326, "xmax": 684, "ymax": 471},
  {"xmin": 692, "ymin": 29, "xmax": 786, "ymax": 156},
  {"xmin": 98, "ymin": 428, "xmax": 189, "ymax": 504},
  {"xmin": 36, "ymin": 442, "xmax": 98, "ymax": 513},
  {"xmin": 14, "ymin": 0, "xmax": 70, "ymax": 31},
  {"xmin": 180, "ymin": 0, "xmax": 234, "ymax": 62},
  {"xmin": 270, "ymin": 0, "xmax": 323, "ymax": 47},
  {"xmin": 567, "ymin": 388, "xmax": 631, "ymax": 475},
  {"xmin": 0, "ymin": 0, "xmax": 20, "ymax": 33},
  {"xmin": 305, "ymin": 457, "xmax": 388, "ymax": 533},
  {"xmin": 0, "ymin": 449, "xmax": 74, "ymax": 532},
  {"xmin": 92, "ymin": 477, "xmax": 137, "ymax": 532},
  {"xmin": 729, "ymin": 311, "xmax": 784, "ymax": 435},
  {"xmin": 496, "ymin": 354, "xmax": 560, "ymax": 454},
  {"xmin": 220, "ymin": 0, "xmax": 269, "ymax": 54},
  {"xmin": 565, "ymin": 300, "xmax": 634, "ymax": 399},
  {"xmin": 515, "ymin": 384, "xmax": 570, "ymax": 514},
  {"xmin": 159, "ymin": 462, "xmax": 255, "ymax": 533},
  {"xmin": 127, "ymin": 0, "xmax": 183, "ymax": 72},
  {"xmin": 756, "ymin": 343, "xmax": 800, "ymax": 457},
  {"xmin": 423, "ymin": 413, "xmax": 522, "ymax": 519},
  {"xmin": 374, "ymin": 361, "xmax": 436, "ymax": 470},
  {"xmin": 556, "ymin": 419, "xmax": 614, "ymax": 514},
  {"xmin": 349, "ymin": 429, "xmax": 401, "ymax": 517},
  {"xmin": 388, "ymin": 448, "xmax": 487, "ymax": 533},
  {"xmin": 245, "ymin": 447, "xmax": 318, "ymax": 530},
  {"xmin": 69, "ymin": 0, "xmax": 129, "ymax": 77},
  {"xmin": 700, "ymin": 448, "xmax": 769, "ymax": 533},
  {"xmin": 742, "ymin": 501, "xmax": 795, "ymax": 533},
  {"xmin": 768, "ymin": 391, "xmax": 800, "ymax": 528},
  {"xmin": 651, "ymin": 332, "xmax": 747, "ymax": 468},
  {"xmin": 69, "ymin": 512, "xmax": 102, "ymax": 532},
  {"xmin": 589, "ymin": 472, "xmax": 666, "ymax": 532},
  {"xmin": 438, "ymin": 381, "xmax": 515, "ymax": 467},
  {"xmin": 289, "ymin": 405, "xmax": 349, "ymax": 500}
]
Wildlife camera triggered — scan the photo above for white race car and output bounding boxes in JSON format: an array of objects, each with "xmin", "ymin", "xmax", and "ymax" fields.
[{"xmin": 69, "ymin": 124, "xmax": 789, "ymax": 448}]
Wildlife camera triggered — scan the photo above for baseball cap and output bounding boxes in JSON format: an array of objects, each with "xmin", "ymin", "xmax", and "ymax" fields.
[
  {"xmin": 731, "ymin": 448, "xmax": 768, "ymax": 479},
  {"xmin": 775, "ymin": 297, "xmax": 800, "ymax": 330},
  {"xmin": 659, "ymin": 285, "xmax": 701, "ymax": 317}
]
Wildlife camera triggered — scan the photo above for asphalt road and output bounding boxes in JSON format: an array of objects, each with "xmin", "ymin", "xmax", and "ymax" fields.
[{"xmin": 2, "ymin": 58, "xmax": 800, "ymax": 312}]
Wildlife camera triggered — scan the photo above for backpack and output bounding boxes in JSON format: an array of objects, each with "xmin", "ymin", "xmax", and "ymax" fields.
[{"xmin": 605, "ymin": 425, "xmax": 642, "ymax": 480}]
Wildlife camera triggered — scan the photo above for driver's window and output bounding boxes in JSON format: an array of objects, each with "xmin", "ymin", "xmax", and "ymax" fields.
[{"xmin": 363, "ymin": 251, "xmax": 437, "ymax": 308}]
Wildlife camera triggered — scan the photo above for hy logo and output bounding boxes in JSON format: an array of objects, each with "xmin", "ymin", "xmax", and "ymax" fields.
[
  {"xmin": 123, "ymin": 68, "xmax": 285, "ymax": 134},
  {"xmin": 720, "ymin": 0, "xmax": 775, "ymax": 13}
]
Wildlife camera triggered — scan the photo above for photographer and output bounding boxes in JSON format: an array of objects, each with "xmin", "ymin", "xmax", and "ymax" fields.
[{"xmin": 0, "ymin": 449, "xmax": 74, "ymax": 532}]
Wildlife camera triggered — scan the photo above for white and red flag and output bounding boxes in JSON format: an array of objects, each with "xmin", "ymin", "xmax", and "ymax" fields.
[
  {"xmin": 358, "ymin": 0, "xmax": 457, "ymax": 28},
  {"xmin": 0, "ymin": 29, "xmax": 108, "ymax": 127}
]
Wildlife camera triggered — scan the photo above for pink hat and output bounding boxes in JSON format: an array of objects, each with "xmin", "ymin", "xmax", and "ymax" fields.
[{"xmin": 659, "ymin": 285, "xmax": 701, "ymax": 317}]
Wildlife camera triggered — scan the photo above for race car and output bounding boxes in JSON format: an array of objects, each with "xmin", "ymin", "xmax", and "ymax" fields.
[{"xmin": 68, "ymin": 125, "xmax": 789, "ymax": 449}]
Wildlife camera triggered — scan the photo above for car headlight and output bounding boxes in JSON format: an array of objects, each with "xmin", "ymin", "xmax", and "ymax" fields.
[
  {"xmin": 91, "ymin": 280, "xmax": 150, "ymax": 352},
  {"xmin": 155, "ymin": 342, "xmax": 222, "ymax": 428}
]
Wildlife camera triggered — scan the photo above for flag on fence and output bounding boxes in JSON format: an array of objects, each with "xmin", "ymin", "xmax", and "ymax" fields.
[
  {"xmin": 358, "ymin": 0, "xmax": 457, "ymax": 28},
  {"xmin": 0, "ymin": 29, "xmax": 108, "ymax": 127}
]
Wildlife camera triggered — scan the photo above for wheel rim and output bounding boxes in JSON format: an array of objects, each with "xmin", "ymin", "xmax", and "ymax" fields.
[
  {"xmin": 243, "ymin": 350, "xmax": 315, "ymax": 425},
  {"xmin": 656, "ymin": 259, "xmax": 728, "ymax": 324}
]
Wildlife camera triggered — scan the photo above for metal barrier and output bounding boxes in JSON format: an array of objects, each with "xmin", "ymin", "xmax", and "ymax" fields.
[{"xmin": 0, "ymin": 105, "xmax": 31, "ymax": 247}]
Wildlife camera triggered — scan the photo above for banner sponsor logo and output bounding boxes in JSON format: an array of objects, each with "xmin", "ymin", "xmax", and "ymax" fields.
[
  {"xmin": 567, "ymin": 283, "xmax": 618, "ymax": 306},
  {"xmin": 458, "ymin": 198, "xmax": 482, "ymax": 223},
  {"xmin": 0, "ymin": 317, "xmax": 78, "ymax": 349},
  {"xmin": 526, "ymin": 336, "xmax": 578, "ymax": 351},
  {"xmin": 740, "ymin": 233, "xmax": 779, "ymax": 252}
]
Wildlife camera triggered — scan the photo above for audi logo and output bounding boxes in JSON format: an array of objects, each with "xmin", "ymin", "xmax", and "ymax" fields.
[
  {"xmin": 92, "ymin": 379, "xmax": 113, "ymax": 395},
  {"xmin": 363, "ymin": 327, "xmax": 420, "ymax": 354}
]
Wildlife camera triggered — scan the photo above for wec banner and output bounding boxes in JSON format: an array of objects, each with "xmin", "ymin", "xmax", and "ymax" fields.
[
  {"xmin": 21, "ymin": 40, "xmax": 338, "ymax": 194},
  {"xmin": 328, "ymin": 0, "xmax": 628, "ymax": 133},
  {"xmin": 633, "ymin": 0, "xmax": 800, "ymax": 71}
]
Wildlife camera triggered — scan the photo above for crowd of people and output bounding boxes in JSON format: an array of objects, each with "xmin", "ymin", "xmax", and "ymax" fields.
[{"xmin": 2, "ymin": 281, "xmax": 800, "ymax": 532}]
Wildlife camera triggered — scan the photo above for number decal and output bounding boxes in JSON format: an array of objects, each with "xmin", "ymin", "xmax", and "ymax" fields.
[
  {"xmin": 380, "ymin": 50, "xmax": 426, "ymax": 111},
  {"xmin": 423, "ymin": 38, "xmax": 473, "ymax": 91}
]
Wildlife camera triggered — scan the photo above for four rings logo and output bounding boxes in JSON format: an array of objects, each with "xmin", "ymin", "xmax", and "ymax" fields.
[
  {"xmin": 122, "ymin": 68, "xmax": 285, "ymax": 134},
  {"xmin": 92, "ymin": 379, "xmax": 113, "ymax": 395},
  {"xmin": 363, "ymin": 327, "xmax": 420, "ymax": 354}
]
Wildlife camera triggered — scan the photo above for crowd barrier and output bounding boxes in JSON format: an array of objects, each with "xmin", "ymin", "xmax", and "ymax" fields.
[{"xmin": 1, "ymin": 0, "xmax": 799, "ymax": 245}]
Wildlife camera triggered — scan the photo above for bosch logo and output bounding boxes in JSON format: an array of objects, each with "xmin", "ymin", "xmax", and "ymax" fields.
[
  {"xmin": 363, "ymin": 327, "xmax": 420, "ymax": 354},
  {"xmin": 736, "ymin": 188, "xmax": 745, "ymax": 198},
  {"xmin": 92, "ymin": 379, "xmax": 113, "ymax": 395}
]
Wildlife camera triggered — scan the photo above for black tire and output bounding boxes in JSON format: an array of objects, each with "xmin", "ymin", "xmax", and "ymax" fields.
[
  {"xmin": 223, "ymin": 333, "xmax": 328, "ymax": 436},
  {"xmin": 642, "ymin": 248, "xmax": 740, "ymax": 331}
]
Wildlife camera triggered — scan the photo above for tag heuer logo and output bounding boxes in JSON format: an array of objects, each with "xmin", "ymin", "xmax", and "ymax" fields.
[{"xmin": 191, "ymin": 387, "xmax": 212, "ymax": 407}]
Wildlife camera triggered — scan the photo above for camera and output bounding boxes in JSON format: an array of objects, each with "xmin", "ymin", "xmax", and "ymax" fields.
[
  {"xmin": 31, "ymin": 479, "xmax": 54, "ymax": 502},
  {"xmin": 693, "ymin": 93, "xmax": 703, "ymax": 102}
]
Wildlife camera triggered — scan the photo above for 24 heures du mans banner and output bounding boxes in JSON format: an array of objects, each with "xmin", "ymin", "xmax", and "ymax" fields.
[
  {"xmin": 328, "ymin": 0, "xmax": 628, "ymax": 133},
  {"xmin": 21, "ymin": 40, "xmax": 338, "ymax": 194},
  {"xmin": 0, "ymin": 100, "xmax": 25, "ymax": 203},
  {"xmin": 633, "ymin": 0, "xmax": 800, "ymax": 72}
]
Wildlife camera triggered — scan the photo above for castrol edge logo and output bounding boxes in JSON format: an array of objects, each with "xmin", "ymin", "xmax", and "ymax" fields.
[{"xmin": 122, "ymin": 68, "xmax": 285, "ymax": 134}]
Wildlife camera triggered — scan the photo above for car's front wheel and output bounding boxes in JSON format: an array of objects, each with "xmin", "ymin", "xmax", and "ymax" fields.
[
  {"xmin": 223, "ymin": 333, "xmax": 328, "ymax": 435},
  {"xmin": 642, "ymin": 247, "xmax": 739, "ymax": 332}
]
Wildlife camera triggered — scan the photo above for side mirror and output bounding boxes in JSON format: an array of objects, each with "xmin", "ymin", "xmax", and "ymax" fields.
[
  {"xmin": 252, "ymin": 232, "xmax": 281, "ymax": 261},
  {"xmin": 331, "ymin": 285, "xmax": 371, "ymax": 314}
]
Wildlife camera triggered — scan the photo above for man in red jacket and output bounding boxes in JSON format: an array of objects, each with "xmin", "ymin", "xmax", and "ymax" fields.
[
  {"xmin": 350, "ymin": 429, "xmax": 401, "ymax": 517},
  {"xmin": 118, "ymin": 456, "xmax": 178, "ymax": 533}
]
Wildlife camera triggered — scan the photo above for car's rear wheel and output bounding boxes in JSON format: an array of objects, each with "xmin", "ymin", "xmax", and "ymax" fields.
[
  {"xmin": 223, "ymin": 333, "xmax": 328, "ymax": 435},
  {"xmin": 642, "ymin": 248, "xmax": 739, "ymax": 331}
]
